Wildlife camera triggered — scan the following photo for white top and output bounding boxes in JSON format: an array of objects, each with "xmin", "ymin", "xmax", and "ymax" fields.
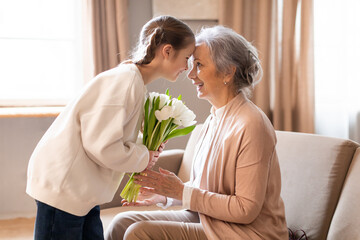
[
  {"xmin": 26, "ymin": 63, "xmax": 149, "ymax": 216},
  {"xmin": 158, "ymin": 105, "xmax": 226, "ymax": 210},
  {"xmin": 182, "ymin": 105, "xmax": 226, "ymax": 209}
]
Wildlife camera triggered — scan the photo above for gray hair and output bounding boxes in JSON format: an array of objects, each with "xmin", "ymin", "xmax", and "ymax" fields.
[{"xmin": 196, "ymin": 26, "xmax": 262, "ymax": 96}]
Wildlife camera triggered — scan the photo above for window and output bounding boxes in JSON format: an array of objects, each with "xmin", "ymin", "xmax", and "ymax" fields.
[
  {"xmin": 314, "ymin": 0, "xmax": 360, "ymax": 141},
  {"xmin": 0, "ymin": 0, "xmax": 83, "ymax": 106}
]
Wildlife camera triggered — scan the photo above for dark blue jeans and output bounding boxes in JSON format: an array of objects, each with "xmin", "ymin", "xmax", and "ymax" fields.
[{"xmin": 34, "ymin": 200, "xmax": 104, "ymax": 240}]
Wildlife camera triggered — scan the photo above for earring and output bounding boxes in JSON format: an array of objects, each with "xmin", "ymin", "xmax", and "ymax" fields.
[{"xmin": 224, "ymin": 81, "xmax": 227, "ymax": 85}]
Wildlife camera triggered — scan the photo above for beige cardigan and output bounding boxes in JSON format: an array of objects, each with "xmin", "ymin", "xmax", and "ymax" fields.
[{"xmin": 189, "ymin": 93, "xmax": 288, "ymax": 239}]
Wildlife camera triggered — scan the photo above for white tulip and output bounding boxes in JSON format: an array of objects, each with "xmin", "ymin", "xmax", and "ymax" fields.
[
  {"xmin": 148, "ymin": 92, "xmax": 170, "ymax": 109},
  {"xmin": 171, "ymin": 99, "xmax": 197, "ymax": 127},
  {"xmin": 155, "ymin": 105, "xmax": 174, "ymax": 121},
  {"xmin": 180, "ymin": 112, "xmax": 197, "ymax": 127},
  {"xmin": 148, "ymin": 92, "xmax": 159, "ymax": 108}
]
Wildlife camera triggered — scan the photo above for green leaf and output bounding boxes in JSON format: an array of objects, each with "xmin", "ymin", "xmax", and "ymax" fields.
[
  {"xmin": 146, "ymin": 96, "xmax": 159, "ymax": 146},
  {"xmin": 150, "ymin": 136, "xmax": 158, "ymax": 150},
  {"xmin": 160, "ymin": 118, "xmax": 171, "ymax": 134},
  {"xmin": 177, "ymin": 94, "xmax": 182, "ymax": 100},
  {"xmin": 153, "ymin": 118, "xmax": 172, "ymax": 150},
  {"xmin": 154, "ymin": 96, "xmax": 160, "ymax": 109},
  {"xmin": 148, "ymin": 121, "xmax": 162, "ymax": 150},
  {"xmin": 149, "ymin": 122, "xmax": 161, "ymax": 150},
  {"xmin": 164, "ymin": 125, "xmax": 196, "ymax": 141},
  {"xmin": 165, "ymin": 88, "xmax": 169, "ymax": 96},
  {"xmin": 144, "ymin": 98, "xmax": 149, "ymax": 121},
  {"xmin": 143, "ymin": 98, "xmax": 150, "ymax": 144},
  {"xmin": 163, "ymin": 122, "xmax": 176, "ymax": 139}
]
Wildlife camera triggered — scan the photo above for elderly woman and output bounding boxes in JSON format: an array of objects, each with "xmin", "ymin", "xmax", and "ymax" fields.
[{"xmin": 105, "ymin": 26, "xmax": 288, "ymax": 240}]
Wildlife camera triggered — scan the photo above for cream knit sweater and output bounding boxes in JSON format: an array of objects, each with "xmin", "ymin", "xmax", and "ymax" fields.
[{"xmin": 26, "ymin": 63, "xmax": 149, "ymax": 216}]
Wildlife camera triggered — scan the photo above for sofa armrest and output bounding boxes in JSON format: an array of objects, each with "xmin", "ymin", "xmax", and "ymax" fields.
[
  {"xmin": 327, "ymin": 147, "xmax": 360, "ymax": 239},
  {"xmin": 153, "ymin": 149, "xmax": 185, "ymax": 175}
]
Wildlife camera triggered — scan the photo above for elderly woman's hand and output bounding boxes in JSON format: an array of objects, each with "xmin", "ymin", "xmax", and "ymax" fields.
[
  {"xmin": 121, "ymin": 187, "xmax": 166, "ymax": 207},
  {"xmin": 134, "ymin": 167, "xmax": 184, "ymax": 200}
]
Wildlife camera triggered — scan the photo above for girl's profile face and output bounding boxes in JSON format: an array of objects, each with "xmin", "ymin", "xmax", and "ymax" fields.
[{"xmin": 163, "ymin": 42, "xmax": 195, "ymax": 82}]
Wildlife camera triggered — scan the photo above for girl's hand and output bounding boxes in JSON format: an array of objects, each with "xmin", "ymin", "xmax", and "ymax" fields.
[
  {"xmin": 121, "ymin": 187, "xmax": 166, "ymax": 206},
  {"xmin": 146, "ymin": 140, "xmax": 168, "ymax": 169},
  {"xmin": 134, "ymin": 168, "xmax": 184, "ymax": 200},
  {"xmin": 158, "ymin": 140, "xmax": 168, "ymax": 154},
  {"xmin": 147, "ymin": 150, "xmax": 159, "ymax": 169}
]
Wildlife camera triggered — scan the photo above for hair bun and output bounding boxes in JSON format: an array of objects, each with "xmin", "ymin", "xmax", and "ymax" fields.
[{"xmin": 246, "ymin": 50, "xmax": 261, "ymax": 85}]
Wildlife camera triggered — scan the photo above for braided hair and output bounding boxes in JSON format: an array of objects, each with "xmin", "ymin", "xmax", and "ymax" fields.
[{"xmin": 131, "ymin": 16, "xmax": 195, "ymax": 65}]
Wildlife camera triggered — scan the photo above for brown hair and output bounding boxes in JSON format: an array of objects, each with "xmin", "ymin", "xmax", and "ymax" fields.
[{"xmin": 132, "ymin": 16, "xmax": 195, "ymax": 65}]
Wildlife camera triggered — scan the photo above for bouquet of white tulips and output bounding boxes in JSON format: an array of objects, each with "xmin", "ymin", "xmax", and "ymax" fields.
[{"xmin": 120, "ymin": 89, "xmax": 196, "ymax": 203}]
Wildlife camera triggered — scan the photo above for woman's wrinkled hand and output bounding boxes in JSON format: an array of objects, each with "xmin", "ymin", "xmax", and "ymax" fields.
[
  {"xmin": 134, "ymin": 167, "xmax": 184, "ymax": 200},
  {"xmin": 121, "ymin": 187, "xmax": 166, "ymax": 207}
]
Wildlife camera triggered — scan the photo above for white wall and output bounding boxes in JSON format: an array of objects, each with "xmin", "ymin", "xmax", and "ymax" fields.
[
  {"xmin": 0, "ymin": 117, "xmax": 55, "ymax": 219},
  {"xmin": 0, "ymin": 0, "xmax": 216, "ymax": 219}
]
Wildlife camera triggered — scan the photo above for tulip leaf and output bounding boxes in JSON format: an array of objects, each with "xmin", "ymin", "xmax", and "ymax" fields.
[
  {"xmin": 143, "ymin": 98, "xmax": 150, "ymax": 144},
  {"xmin": 152, "ymin": 118, "xmax": 173, "ymax": 150},
  {"xmin": 164, "ymin": 125, "xmax": 196, "ymax": 141},
  {"xmin": 154, "ymin": 96, "xmax": 160, "ymax": 110},
  {"xmin": 146, "ymin": 96, "xmax": 159, "ymax": 146}
]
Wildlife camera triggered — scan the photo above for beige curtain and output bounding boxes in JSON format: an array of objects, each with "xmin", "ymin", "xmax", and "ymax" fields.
[
  {"xmin": 219, "ymin": 0, "xmax": 314, "ymax": 133},
  {"xmin": 90, "ymin": 0, "xmax": 130, "ymax": 75}
]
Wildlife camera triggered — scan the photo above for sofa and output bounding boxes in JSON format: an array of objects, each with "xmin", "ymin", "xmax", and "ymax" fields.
[{"xmin": 100, "ymin": 125, "xmax": 360, "ymax": 240}]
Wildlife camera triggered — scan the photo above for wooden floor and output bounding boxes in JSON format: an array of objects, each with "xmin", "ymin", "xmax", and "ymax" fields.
[
  {"xmin": 0, "ymin": 206, "xmax": 183, "ymax": 239},
  {"xmin": 0, "ymin": 212, "xmax": 115, "ymax": 240},
  {"xmin": 0, "ymin": 215, "xmax": 114, "ymax": 240},
  {"xmin": 0, "ymin": 206, "xmax": 141, "ymax": 239},
  {"xmin": 0, "ymin": 217, "xmax": 35, "ymax": 240}
]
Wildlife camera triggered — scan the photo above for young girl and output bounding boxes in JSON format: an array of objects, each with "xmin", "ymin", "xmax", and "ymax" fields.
[{"xmin": 26, "ymin": 15, "xmax": 195, "ymax": 239}]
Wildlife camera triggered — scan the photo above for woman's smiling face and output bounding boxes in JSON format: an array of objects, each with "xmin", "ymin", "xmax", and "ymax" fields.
[{"xmin": 187, "ymin": 43, "xmax": 226, "ymax": 105}]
